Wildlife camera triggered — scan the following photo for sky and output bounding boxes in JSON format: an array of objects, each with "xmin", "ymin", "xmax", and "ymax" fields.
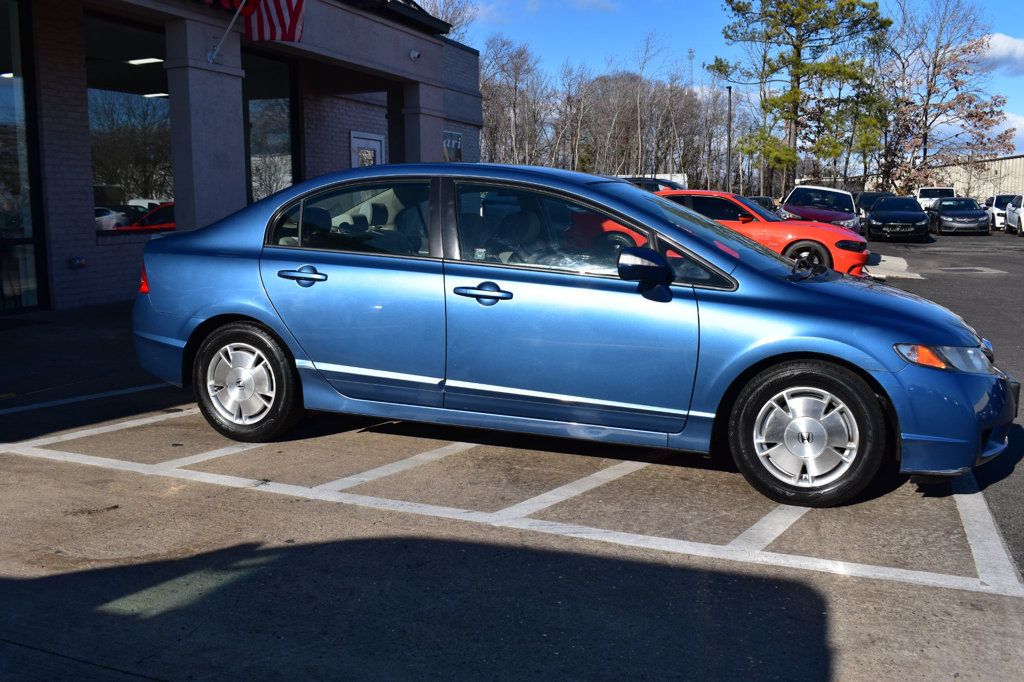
[{"xmin": 463, "ymin": 0, "xmax": 1024, "ymax": 153}]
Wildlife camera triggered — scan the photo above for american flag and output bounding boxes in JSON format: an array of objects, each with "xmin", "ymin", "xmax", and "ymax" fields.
[{"xmin": 200, "ymin": 0, "xmax": 305, "ymax": 43}]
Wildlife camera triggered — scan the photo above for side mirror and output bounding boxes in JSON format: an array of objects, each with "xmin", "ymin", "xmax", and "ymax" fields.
[
  {"xmin": 617, "ymin": 246, "xmax": 673, "ymax": 286},
  {"xmin": 738, "ymin": 214, "xmax": 754, "ymax": 224}
]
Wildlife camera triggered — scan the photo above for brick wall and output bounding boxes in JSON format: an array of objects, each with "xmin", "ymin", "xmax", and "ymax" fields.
[
  {"xmin": 441, "ymin": 40, "xmax": 482, "ymax": 161},
  {"xmin": 30, "ymin": 0, "xmax": 149, "ymax": 309},
  {"xmin": 301, "ymin": 64, "xmax": 389, "ymax": 178}
]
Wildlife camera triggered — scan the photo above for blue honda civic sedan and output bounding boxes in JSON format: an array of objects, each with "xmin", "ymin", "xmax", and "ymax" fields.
[{"xmin": 133, "ymin": 164, "xmax": 1018, "ymax": 506}]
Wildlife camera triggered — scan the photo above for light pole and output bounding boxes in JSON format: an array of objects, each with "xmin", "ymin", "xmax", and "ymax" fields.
[{"xmin": 726, "ymin": 85, "xmax": 733, "ymax": 193}]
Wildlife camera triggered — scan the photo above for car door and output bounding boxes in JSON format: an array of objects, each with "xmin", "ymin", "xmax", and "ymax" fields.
[
  {"xmin": 685, "ymin": 195, "xmax": 765, "ymax": 243},
  {"xmin": 260, "ymin": 179, "xmax": 446, "ymax": 407},
  {"xmin": 1009, "ymin": 195, "xmax": 1023, "ymax": 229},
  {"xmin": 441, "ymin": 181, "xmax": 700, "ymax": 434}
]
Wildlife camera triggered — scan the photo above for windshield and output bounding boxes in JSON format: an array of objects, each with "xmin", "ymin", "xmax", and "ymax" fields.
[
  {"xmin": 786, "ymin": 187, "xmax": 855, "ymax": 214},
  {"xmin": 597, "ymin": 183, "xmax": 792, "ymax": 272},
  {"xmin": 734, "ymin": 195, "xmax": 783, "ymax": 222},
  {"xmin": 873, "ymin": 198, "xmax": 922, "ymax": 211},
  {"xmin": 994, "ymin": 194, "xmax": 1015, "ymax": 209},
  {"xmin": 919, "ymin": 188, "xmax": 955, "ymax": 198},
  {"xmin": 937, "ymin": 198, "xmax": 980, "ymax": 211}
]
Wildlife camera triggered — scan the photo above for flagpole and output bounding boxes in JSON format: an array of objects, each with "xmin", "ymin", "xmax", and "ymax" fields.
[{"xmin": 207, "ymin": 0, "xmax": 249, "ymax": 64}]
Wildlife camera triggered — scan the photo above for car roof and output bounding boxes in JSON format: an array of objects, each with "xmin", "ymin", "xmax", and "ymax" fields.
[
  {"xmin": 790, "ymin": 184, "xmax": 854, "ymax": 198},
  {"xmin": 656, "ymin": 189, "xmax": 736, "ymax": 198}
]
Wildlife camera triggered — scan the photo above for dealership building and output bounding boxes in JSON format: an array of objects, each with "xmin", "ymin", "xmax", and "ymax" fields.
[{"xmin": 0, "ymin": 0, "xmax": 482, "ymax": 312}]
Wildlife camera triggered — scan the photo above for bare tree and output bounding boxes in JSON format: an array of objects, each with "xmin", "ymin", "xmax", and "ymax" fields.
[{"xmin": 418, "ymin": 0, "xmax": 477, "ymax": 42}]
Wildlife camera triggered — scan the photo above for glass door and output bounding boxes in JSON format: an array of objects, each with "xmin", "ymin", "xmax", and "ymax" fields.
[{"xmin": 0, "ymin": 0, "xmax": 41, "ymax": 311}]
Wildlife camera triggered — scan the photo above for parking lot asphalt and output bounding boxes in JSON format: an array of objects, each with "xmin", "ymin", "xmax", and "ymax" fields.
[{"xmin": 1, "ymin": 235, "xmax": 1023, "ymax": 679}]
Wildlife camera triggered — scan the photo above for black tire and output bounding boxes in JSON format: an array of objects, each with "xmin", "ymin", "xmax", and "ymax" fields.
[
  {"xmin": 193, "ymin": 322, "xmax": 304, "ymax": 441},
  {"xmin": 728, "ymin": 360, "xmax": 888, "ymax": 507},
  {"xmin": 783, "ymin": 240, "xmax": 833, "ymax": 270}
]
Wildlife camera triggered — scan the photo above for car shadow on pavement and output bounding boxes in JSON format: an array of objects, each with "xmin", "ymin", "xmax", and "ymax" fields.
[{"xmin": 0, "ymin": 539, "xmax": 831, "ymax": 680}]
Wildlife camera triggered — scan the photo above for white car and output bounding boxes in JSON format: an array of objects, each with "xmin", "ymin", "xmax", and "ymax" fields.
[
  {"xmin": 915, "ymin": 187, "xmax": 956, "ymax": 210},
  {"xmin": 1004, "ymin": 195, "xmax": 1024, "ymax": 235},
  {"xmin": 94, "ymin": 207, "xmax": 126, "ymax": 230},
  {"xmin": 983, "ymin": 194, "xmax": 1016, "ymax": 230}
]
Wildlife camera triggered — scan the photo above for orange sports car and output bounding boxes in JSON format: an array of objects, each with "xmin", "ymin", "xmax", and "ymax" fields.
[{"xmin": 656, "ymin": 189, "xmax": 869, "ymax": 276}]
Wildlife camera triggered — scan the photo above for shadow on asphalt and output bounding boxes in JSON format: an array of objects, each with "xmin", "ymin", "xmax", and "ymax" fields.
[{"xmin": 0, "ymin": 539, "xmax": 832, "ymax": 680}]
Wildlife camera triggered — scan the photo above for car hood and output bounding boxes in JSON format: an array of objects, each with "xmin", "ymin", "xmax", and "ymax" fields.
[
  {"xmin": 788, "ymin": 275, "xmax": 981, "ymax": 349},
  {"xmin": 868, "ymin": 210, "xmax": 928, "ymax": 222},
  {"xmin": 937, "ymin": 210, "xmax": 987, "ymax": 219},
  {"xmin": 783, "ymin": 204, "xmax": 855, "ymax": 223},
  {"xmin": 784, "ymin": 220, "xmax": 863, "ymax": 241}
]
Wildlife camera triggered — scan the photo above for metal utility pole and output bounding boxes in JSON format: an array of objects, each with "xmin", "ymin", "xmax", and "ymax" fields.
[{"xmin": 726, "ymin": 85, "xmax": 733, "ymax": 194}]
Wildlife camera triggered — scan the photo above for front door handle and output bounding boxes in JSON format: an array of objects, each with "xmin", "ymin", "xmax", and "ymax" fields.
[
  {"xmin": 278, "ymin": 265, "xmax": 327, "ymax": 287},
  {"xmin": 453, "ymin": 281, "xmax": 512, "ymax": 306}
]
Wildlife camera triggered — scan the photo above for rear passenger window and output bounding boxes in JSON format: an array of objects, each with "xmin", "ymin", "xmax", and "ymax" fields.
[{"xmin": 268, "ymin": 182, "xmax": 431, "ymax": 257}]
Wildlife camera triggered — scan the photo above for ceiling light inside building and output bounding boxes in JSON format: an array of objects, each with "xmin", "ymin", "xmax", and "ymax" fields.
[
  {"xmin": 127, "ymin": 57, "xmax": 163, "ymax": 66},
  {"xmin": 1, "ymin": 72, "xmax": 14, "ymax": 78},
  {"xmin": 143, "ymin": 92, "xmax": 169, "ymax": 98}
]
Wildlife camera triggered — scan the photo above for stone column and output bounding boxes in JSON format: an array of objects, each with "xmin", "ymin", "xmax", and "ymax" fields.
[
  {"xmin": 402, "ymin": 82, "xmax": 445, "ymax": 163},
  {"xmin": 164, "ymin": 18, "xmax": 247, "ymax": 231}
]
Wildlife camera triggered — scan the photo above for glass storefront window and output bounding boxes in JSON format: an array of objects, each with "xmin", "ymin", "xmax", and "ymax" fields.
[
  {"xmin": 86, "ymin": 15, "xmax": 174, "ymax": 231},
  {"xmin": 243, "ymin": 52, "xmax": 294, "ymax": 202},
  {"xmin": 0, "ymin": 0, "xmax": 38, "ymax": 309}
]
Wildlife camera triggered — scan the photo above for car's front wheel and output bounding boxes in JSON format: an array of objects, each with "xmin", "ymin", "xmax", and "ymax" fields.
[
  {"xmin": 193, "ymin": 322, "xmax": 304, "ymax": 442},
  {"xmin": 783, "ymin": 241, "xmax": 833, "ymax": 270},
  {"xmin": 728, "ymin": 360, "xmax": 887, "ymax": 507}
]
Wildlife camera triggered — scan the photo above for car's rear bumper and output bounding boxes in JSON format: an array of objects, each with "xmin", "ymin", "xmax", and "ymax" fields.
[
  {"xmin": 132, "ymin": 294, "xmax": 187, "ymax": 387},
  {"xmin": 871, "ymin": 365, "xmax": 1019, "ymax": 476}
]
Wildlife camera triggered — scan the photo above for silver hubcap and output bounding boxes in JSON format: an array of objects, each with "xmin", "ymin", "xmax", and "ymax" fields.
[
  {"xmin": 206, "ymin": 342, "xmax": 276, "ymax": 425},
  {"xmin": 753, "ymin": 387, "xmax": 859, "ymax": 488}
]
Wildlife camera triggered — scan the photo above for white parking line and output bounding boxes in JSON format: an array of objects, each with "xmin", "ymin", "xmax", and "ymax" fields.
[
  {"xmin": 11, "ymin": 408, "xmax": 200, "ymax": 449},
  {"xmin": 952, "ymin": 472, "xmax": 1023, "ymax": 593},
  {"xmin": 0, "ymin": 383, "xmax": 168, "ymax": 417},
  {"xmin": 727, "ymin": 505, "xmax": 810, "ymax": 551},
  {"xmin": 156, "ymin": 443, "xmax": 266, "ymax": 469},
  {"xmin": 311, "ymin": 441, "xmax": 478, "ymax": 492},
  {"xmin": 3, "ymin": 442, "xmax": 1022, "ymax": 598},
  {"xmin": 492, "ymin": 460, "xmax": 649, "ymax": 521}
]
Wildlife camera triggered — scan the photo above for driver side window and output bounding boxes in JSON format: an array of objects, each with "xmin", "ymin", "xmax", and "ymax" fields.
[{"xmin": 454, "ymin": 183, "xmax": 648, "ymax": 276}]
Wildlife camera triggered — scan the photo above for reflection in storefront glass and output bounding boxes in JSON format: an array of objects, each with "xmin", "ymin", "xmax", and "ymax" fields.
[
  {"xmin": 86, "ymin": 16, "xmax": 173, "ymax": 231},
  {"xmin": 244, "ymin": 53, "xmax": 294, "ymax": 202},
  {"xmin": 1, "ymin": 0, "xmax": 37, "ymax": 309}
]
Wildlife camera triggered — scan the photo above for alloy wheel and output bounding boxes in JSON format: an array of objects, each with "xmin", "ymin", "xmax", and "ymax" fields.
[
  {"xmin": 752, "ymin": 386, "xmax": 859, "ymax": 488},
  {"xmin": 206, "ymin": 342, "xmax": 277, "ymax": 425}
]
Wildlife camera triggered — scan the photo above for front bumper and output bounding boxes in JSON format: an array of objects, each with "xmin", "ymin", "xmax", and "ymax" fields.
[
  {"xmin": 870, "ymin": 365, "xmax": 1019, "ymax": 476},
  {"xmin": 866, "ymin": 222, "xmax": 928, "ymax": 238},
  {"xmin": 939, "ymin": 220, "xmax": 990, "ymax": 233}
]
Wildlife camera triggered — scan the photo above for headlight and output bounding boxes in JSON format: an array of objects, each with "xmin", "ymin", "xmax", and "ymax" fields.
[
  {"xmin": 834, "ymin": 217, "xmax": 859, "ymax": 229},
  {"xmin": 894, "ymin": 344, "xmax": 996, "ymax": 374},
  {"xmin": 778, "ymin": 208, "xmax": 800, "ymax": 220},
  {"xmin": 914, "ymin": 219, "xmax": 927, "ymax": 226},
  {"xmin": 835, "ymin": 240, "xmax": 866, "ymax": 252}
]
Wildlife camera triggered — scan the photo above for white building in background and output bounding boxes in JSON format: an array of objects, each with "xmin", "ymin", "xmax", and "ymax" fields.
[{"xmin": 925, "ymin": 155, "xmax": 1024, "ymax": 199}]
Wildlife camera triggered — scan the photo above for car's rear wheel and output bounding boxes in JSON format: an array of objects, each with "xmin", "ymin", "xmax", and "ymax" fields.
[
  {"xmin": 783, "ymin": 241, "xmax": 833, "ymax": 270},
  {"xmin": 728, "ymin": 360, "xmax": 887, "ymax": 507},
  {"xmin": 193, "ymin": 322, "xmax": 303, "ymax": 442}
]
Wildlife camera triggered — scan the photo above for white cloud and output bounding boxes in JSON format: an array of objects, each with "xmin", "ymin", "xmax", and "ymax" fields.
[
  {"xmin": 999, "ymin": 111, "xmax": 1024, "ymax": 153},
  {"xmin": 475, "ymin": 1, "xmax": 510, "ymax": 24},
  {"xmin": 985, "ymin": 33, "xmax": 1024, "ymax": 76}
]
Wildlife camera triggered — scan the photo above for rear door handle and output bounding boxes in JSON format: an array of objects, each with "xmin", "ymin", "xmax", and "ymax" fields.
[
  {"xmin": 453, "ymin": 281, "xmax": 512, "ymax": 305},
  {"xmin": 278, "ymin": 265, "xmax": 327, "ymax": 287}
]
